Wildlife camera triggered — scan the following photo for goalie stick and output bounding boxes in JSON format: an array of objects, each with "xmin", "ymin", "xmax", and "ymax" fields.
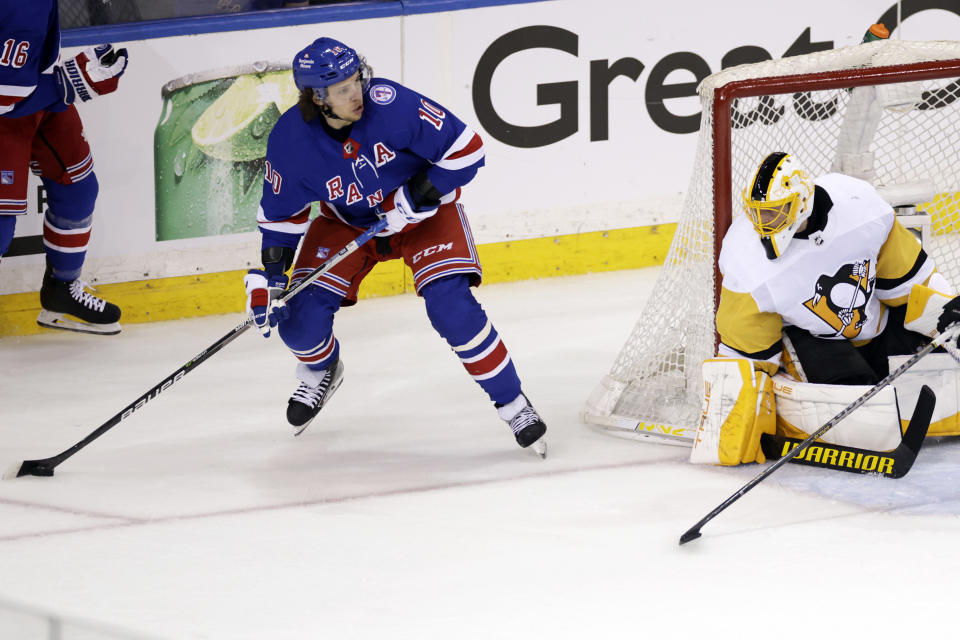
[
  {"xmin": 679, "ymin": 384, "xmax": 935, "ymax": 545},
  {"xmin": 678, "ymin": 321, "xmax": 960, "ymax": 545},
  {"xmin": 759, "ymin": 387, "xmax": 933, "ymax": 479},
  {"xmin": 4, "ymin": 218, "xmax": 390, "ymax": 480}
]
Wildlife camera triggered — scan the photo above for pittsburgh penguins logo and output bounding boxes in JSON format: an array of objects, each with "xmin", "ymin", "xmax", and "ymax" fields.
[{"xmin": 802, "ymin": 260, "xmax": 874, "ymax": 339}]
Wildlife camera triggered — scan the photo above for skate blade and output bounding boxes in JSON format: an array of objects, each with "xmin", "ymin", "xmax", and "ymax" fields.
[
  {"xmin": 530, "ymin": 438, "xmax": 547, "ymax": 459},
  {"xmin": 37, "ymin": 311, "xmax": 121, "ymax": 336},
  {"xmin": 293, "ymin": 419, "xmax": 315, "ymax": 437},
  {"xmin": 292, "ymin": 371, "xmax": 345, "ymax": 437}
]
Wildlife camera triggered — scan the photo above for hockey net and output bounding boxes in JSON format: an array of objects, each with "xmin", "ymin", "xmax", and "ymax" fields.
[{"xmin": 582, "ymin": 39, "xmax": 960, "ymax": 446}]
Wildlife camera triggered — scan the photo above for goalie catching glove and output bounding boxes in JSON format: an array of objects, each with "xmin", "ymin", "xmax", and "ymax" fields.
[
  {"xmin": 57, "ymin": 44, "xmax": 129, "ymax": 104},
  {"xmin": 244, "ymin": 270, "xmax": 289, "ymax": 338},
  {"xmin": 690, "ymin": 358, "xmax": 775, "ymax": 466}
]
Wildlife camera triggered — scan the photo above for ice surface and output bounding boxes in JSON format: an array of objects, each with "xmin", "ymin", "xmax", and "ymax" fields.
[{"xmin": 1, "ymin": 269, "xmax": 959, "ymax": 639}]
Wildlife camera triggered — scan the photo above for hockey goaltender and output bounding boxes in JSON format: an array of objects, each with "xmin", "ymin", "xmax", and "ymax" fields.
[{"xmin": 690, "ymin": 151, "xmax": 960, "ymax": 472}]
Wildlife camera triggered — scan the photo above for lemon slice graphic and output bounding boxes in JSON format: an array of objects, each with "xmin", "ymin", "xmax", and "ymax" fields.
[
  {"xmin": 191, "ymin": 71, "xmax": 298, "ymax": 162},
  {"xmin": 260, "ymin": 70, "xmax": 300, "ymax": 111}
]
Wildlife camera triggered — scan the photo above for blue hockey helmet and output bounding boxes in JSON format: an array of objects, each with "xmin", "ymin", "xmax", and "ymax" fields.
[{"xmin": 292, "ymin": 37, "xmax": 370, "ymax": 99}]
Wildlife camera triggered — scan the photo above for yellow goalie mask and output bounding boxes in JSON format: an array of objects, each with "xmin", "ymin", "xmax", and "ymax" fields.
[{"xmin": 742, "ymin": 152, "xmax": 815, "ymax": 260}]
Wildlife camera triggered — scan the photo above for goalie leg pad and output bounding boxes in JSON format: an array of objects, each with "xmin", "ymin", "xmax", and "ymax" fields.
[
  {"xmin": 890, "ymin": 353, "xmax": 960, "ymax": 437},
  {"xmin": 690, "ymin": 359, "xmax": 775, "ymax": 466},
  {"xmin": 772, "ymin": 376, "xmax": 902, "ymax": 451}
]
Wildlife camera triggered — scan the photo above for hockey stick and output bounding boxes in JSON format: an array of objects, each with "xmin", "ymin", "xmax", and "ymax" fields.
[
  {"xmin": 833, "ymin": 262, "xmax": 866, "ymax": 338},
  {"xmin": 679, "ymin": 322, "xmax": 960, "ymax": 545},
  {"xmin": 5, "ymin": 218, "xmax": 389, "ymax": 479},
  {"xmin": 759, "ymin": 385, "xmax": 934, "ymax": 479}
]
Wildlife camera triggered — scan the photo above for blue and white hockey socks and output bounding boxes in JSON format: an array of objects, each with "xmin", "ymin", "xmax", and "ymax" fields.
[
  {"xmin": 422, "ymin": 275, "xmax": 522, "ymax": 405},
  {"xmin": 278, "ymin": 285, "xmax": 341, "ymax": 371},
  {"xmin": 42, "ymin": 176, "xmax": 98, "ymax": 281}
]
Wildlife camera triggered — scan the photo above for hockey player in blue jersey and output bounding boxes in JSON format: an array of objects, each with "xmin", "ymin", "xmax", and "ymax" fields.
[
  {"xmin": 243, "ymin": 37, "xmax": 547, "ymax": 454},
  {"xmin": 0, "ymin": 1, "xmax": 128, "ymax": 334}
]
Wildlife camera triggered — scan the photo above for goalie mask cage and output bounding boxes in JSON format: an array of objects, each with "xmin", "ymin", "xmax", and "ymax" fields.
[{"xmin": 581, "ymin": 39, "xmax": 960, "ymax": 446}]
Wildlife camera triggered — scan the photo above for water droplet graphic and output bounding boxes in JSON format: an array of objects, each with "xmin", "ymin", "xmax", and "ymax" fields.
[
  {"xmin": 173, "ymin": 150, "xmax": 186, "ymax": 178},
  {"xmin": 252, "ymin": 114, "xmax": 267, "ymax": 138}
]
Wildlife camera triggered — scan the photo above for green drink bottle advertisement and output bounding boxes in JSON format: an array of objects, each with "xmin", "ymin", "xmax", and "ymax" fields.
[{"xmin": 154, "ymin": 62, "xmax": 299, "ymax": 240}]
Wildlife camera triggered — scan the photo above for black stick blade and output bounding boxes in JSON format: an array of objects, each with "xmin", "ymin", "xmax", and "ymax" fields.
[
  {"xmin": 900, "ymin": 385, "xmax": 935, "ymax": 457},
  {"xmin": 5, "ymin": 459, "xmax": 57, "ymax": 478},
  {"xmin": 679, "ymin": 528, "xmax": 702, "ymax": 545},
  {"xmin": 760, "ymin": 435, "xmax": 904, "ymax": 478},
  {"xmin": 757, "ymin": 384, "xmax": 936, "ymax": 479},
  {"xmin": 885, "ymin": 384, "xmax": 935, "ymax": 479}
]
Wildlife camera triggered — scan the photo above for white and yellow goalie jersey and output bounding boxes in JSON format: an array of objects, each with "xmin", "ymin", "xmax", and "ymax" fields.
[{"xmin": 716, "ymin": 172, "xmax": 934, "ymax": 373}]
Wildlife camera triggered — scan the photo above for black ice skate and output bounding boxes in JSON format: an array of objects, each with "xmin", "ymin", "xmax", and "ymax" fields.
[
  {"xmin": 37, "ymin": 269, "xmax": 121, "ymax": 335},
  {"xmin": 287, "ymin": 359, "xmax": 345, "ymax": 436},
  {"xmin": 497, "ymin": 393, "xmax": 547, "ymax": 458}
]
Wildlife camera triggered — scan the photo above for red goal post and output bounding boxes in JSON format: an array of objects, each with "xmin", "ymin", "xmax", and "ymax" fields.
[{"xmin": 581, "ymin": 39, "xmax": 960, "ymax": 446}]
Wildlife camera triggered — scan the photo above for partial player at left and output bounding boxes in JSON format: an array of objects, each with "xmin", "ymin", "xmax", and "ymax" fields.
[{"xmin": 0, "ymin": 2, "xmax": 129, "ymax": 335}]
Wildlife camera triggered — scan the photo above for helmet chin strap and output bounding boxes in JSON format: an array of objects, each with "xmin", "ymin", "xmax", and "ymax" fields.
[
  {"xmin": 320, "ymin": 102, "xmax": 351, "ymax": 123},
  {"xmin": 312, "ymin": 89, "xmax": 352, "ymax": 123}
]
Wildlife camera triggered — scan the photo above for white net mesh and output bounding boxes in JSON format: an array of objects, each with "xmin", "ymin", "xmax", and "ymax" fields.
[{"xmin": 582, "ymin": 39, "xmax": 960, "ymax": 444}]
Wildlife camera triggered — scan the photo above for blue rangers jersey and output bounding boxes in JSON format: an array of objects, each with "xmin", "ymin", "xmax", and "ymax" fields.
[
  {"xmin": 0, "ymin": 0, "xmax": 65, "ymax": 117},
  {"xmin": 257, "ymin": 77, "xmax": 485, "ymax": 250}
]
